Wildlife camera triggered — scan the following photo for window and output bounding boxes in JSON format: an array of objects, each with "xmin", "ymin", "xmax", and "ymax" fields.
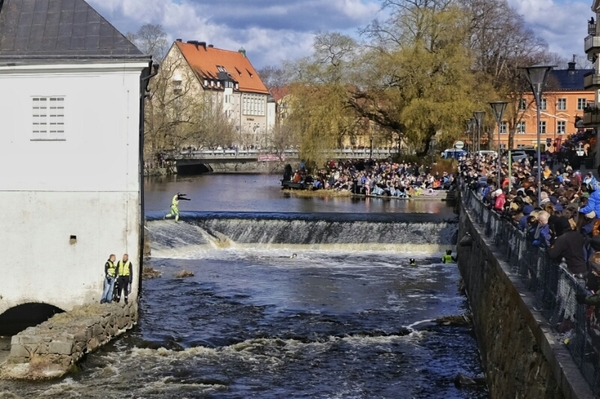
[
  {"xmin": 539, "ymin": 98, "xmax": 547, "ymax": 111},
  {"xmin": 242, "ymin": 94, "xmax": 266, "ymax": 116},
  {"xmin": 516, "ymin": 121, "xmax": 526, "ymax": 134},
  {"xmin": 499, "ymin": 121, "xmax": 507, "ymax": 134},
  {"xmin": 557, "ymin": 98, "xmax": 566, "ymax": 111},
  {"xmin": 557, "ymin": 120, "xmax": 566, "ymax": 134},
  {"xmin": 578, "ymin": 98, "xmax": 588, "ymax": 110},
  {"xmin": 32, "ymin": 97, "xmax": 65, "ymax": 140},
  {"xmin": 519, "ymin": 99, "xmax": 527, "ymax": 111},
  {"xmin": 499, "ymin": 143, "xmax": 507, "ymax": 150},
  {"xmin": 539, "ymin": 121, "xmax": 546, "ymax": 134}
]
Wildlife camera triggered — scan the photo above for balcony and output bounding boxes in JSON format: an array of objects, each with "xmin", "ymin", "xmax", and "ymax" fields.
[
  {"xmin": 584, "ymin": 72, "xmax": 600, "ymax": 89},
  {"xmin": 583, "ymin": 103, "xmax": 600, "ymax": 126},
  {"xmin": 584, "ymin": 34, "xmax": 600, "ymax": 55},
  {"xmin": 590, "ymin": 22, "xmax": 597, "ymax": 35}
]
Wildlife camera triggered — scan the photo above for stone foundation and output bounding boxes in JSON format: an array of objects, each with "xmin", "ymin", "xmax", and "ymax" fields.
[{"xmin": 2, "ymin": 301, "xmax": 137, "ymax": 379}]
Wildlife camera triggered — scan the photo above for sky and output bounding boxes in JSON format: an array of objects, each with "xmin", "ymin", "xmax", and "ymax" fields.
[{"xmin": 88, "ymin": 0, "xmax": 594, "ymax": 69}]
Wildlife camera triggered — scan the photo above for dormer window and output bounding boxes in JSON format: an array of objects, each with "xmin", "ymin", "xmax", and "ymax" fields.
[
  {"xmin": 235, "ymin": 67, "xmax": 242, "ymax": 76},
  {"xmin": 246, "ymin": 69, "xmax": 253, "ymax": 77},
  {"xmin": 217, "ymin": 66, "xmax": 227, "ymax": 73},
  {"xmin": 204, "ymin": 79, "xmax": 208, "ymax": 86},
  {"xmin": 235, "ymin": 83, "xmax": 239, "ymax": 90},
  {"xmin": 210, "ymin": 81, "xmax": 214, "ymax": 87},
  {"xmin": 217, "ymin": 81, "xmax": 221, "ymax": 88}
]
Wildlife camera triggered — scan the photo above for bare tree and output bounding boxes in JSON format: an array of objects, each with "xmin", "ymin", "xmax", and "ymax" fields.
[
  {"xmin": 257, "ymin": 65, "xmax": 288, "ymax": 91},
  {"xmin": 127, "ymin": 24, "xmax": 169, "ymax": 61}
]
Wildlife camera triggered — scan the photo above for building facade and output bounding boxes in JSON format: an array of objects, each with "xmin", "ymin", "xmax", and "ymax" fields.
[
  {"xmin": 0, "ymin": 0, "xmax": 152, "ymax": 315},
  {"xmin": 163, "ymin": 40, "xmax": 274, "ymax": 148},
  {"xmin": 496, "ymin": 62, "xmax": 594, "ymax": 152},
  {"xmin": 584, "ymin": 1, "xmax": 600, "ymax": 166}
]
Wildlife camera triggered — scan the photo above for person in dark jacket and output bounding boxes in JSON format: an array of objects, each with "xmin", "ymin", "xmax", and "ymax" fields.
[{"xmin": 547, "ymin": 217, "xmax": 587, "ymax": 277}]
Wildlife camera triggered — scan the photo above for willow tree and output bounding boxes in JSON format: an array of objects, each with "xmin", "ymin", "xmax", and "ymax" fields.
[
  {"xmin": 285, "ymin": 33, "xmax": 363, "ymax": 169},
  {"xmin": 355, "ymin": 0, "xmax": 483, "ymax": 154}
]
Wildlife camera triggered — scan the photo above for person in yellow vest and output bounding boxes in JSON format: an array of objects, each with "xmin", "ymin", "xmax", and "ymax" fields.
[
  {"xmin": 100, "ymin": 254, "xmax": 117, "ymax": 304},
  {"xmin": 441, "ymin": 250, "xmax": 456, "ymax": 263},
  {"xmin": 115, "ymin": 254, "xmax": 133, "ymax": 304},
  {"xmin": 164, "ymin": 192, "xmax": 190, "ymax": 222}
]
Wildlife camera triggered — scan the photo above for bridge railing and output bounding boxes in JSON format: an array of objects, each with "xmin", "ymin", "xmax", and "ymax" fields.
[
  {"xmin": 174, "ymin": 148, "xmax": 399, "ymax": 160},
  {"xmin": 462, "ymin": 186, "xmax": 600, "ymax": 393}
]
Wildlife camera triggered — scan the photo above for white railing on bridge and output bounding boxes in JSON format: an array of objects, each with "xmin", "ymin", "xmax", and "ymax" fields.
[{"xmin": 176, "ymin": 148, "xmax": 399, "ymax": 159}]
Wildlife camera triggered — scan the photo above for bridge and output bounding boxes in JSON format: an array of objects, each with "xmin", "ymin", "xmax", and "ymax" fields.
[{"xmin": 169, "ymin": 149, "xmax": 400, "ymax": 174}]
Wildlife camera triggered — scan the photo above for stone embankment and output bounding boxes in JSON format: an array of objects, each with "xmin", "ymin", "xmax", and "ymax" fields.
[{"xmin": 2, "ymin": 301, "xmax": 137, "ymax": 380}]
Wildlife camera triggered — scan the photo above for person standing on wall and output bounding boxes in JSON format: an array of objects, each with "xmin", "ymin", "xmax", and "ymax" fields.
[
  {"xmin": 115, "ymin": 253, "xmax": 133, "ymax": 304},
  {"xmin": 100, "ymin": 254, "xmax": 117, "ymax": 304},
  {"xmin": 164, "ymin": 192, "xmax": 190, "ymax": 222}
]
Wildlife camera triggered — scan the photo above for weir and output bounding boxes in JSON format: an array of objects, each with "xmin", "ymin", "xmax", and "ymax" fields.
[{"xmin": 145, "ymin": 212, "xmax": 458, "ymax": 254}]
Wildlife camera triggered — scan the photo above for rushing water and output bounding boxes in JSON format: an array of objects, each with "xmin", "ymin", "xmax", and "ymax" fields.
[{"xmin": 0, "ymin": 174, "xmax": 487, "ymax": 398}]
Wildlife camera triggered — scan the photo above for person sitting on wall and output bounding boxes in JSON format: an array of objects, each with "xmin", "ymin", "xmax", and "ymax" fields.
[{"xmin": 165, "ymin": 192, "xmax": 190, "ymax": 222}]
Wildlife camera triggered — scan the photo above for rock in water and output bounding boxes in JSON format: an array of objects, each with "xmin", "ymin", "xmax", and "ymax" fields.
[
  {"xmin": 175, "ymin": 270, "xmax": 194, "ymax": 278},
  {"xmin": 454, "ymin": 373, "xmax": 486, "ymax": 387}
]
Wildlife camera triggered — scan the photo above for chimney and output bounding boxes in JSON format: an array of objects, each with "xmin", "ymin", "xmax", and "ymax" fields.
[
  {"xmin": 239, "ymin": 47, "xmax": 246, "ymax": 58},
  {"xmin": 176, "ymin": 38, "xmax": 182, "ymax": 42},
  {"xmin": 567, "ymin": 54, "xmax": 577, "ymax": 71},
  {"xmin": 208, "ymin": 44, "xmax": 214, "ymax": 48},
  {"xmin": 199, "ymin": 41, "xmax": 207, "ymax": 50}
]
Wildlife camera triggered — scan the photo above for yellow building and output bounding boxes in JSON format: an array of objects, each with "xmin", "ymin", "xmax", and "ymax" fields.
[{"xmin": 496, "ymin": 61, "xmax": 594, "ymax": 152}]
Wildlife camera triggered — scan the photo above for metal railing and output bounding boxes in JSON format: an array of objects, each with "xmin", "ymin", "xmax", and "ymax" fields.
[
  {"xmin": 462, "ymin": 186, "xmax": 600, "ymax": 393},
  {"xmin": 173, "ymin": 148, "xmax": 400, "ymax": 160}
]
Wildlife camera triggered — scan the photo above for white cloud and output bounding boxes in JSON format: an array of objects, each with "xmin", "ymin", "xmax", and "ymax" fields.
[{"xmin": 507, "ymin": 0, "xmax": 592, "ymax": 62}]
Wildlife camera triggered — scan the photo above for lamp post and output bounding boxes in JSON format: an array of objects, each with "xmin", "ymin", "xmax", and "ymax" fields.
[
  {"xmin": 469, "ymin": 118, "xmax": 476, "ymax": 153},
  {"xmin": 465, "ymin": 119, "xmax": 472, "ymax": 152},
  {"xmin": 521, "ymin": 64, "xmax": 555, "ymax": 205},
  {"xmin": 490, "ymin": 101, "xmax": 508, "ymax": 189},
  {"xmin": 473, "ymin": 111, "xmax": 485, "ymax": 153}
]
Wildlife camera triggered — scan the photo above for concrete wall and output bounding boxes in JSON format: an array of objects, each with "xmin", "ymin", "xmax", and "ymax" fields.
[
  {"xmin": 0, "ymin": 62, "xmax": 147, "ymax": 315},
  {"xmin": 457, "ymin": 202, "xmax": 593, "ymax": 399}
]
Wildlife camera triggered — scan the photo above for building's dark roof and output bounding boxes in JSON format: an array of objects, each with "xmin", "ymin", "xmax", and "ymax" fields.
[
  {"xmin": 0, "ymin": 0, "xmax": 149, "ymax": 62},
  {"xmin": 549, "ymin": 68, "xmax": 595, "ymax": 91}
]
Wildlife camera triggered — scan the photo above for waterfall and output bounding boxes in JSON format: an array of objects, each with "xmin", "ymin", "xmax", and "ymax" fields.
[{"xmin": 146, "ymin": 213, "xmax": 458, "ymax": 256}]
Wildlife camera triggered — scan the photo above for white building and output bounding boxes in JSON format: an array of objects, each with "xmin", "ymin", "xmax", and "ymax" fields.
[{"xmin": 0, "ymin": 0, "xmax": 152, "ymax": 317}]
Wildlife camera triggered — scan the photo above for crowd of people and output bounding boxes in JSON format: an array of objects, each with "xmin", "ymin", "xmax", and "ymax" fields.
[
  {"xmin": 459, "ymin": 151, "xmax": 600, "ymax": 305},
  {"xmin": 284, "ymin": 159, "xmax": 456, "ymax": 197}
]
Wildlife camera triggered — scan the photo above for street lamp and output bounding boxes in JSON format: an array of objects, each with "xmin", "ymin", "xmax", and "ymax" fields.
[
  {"xmin": 490, "ymin": 101, "xmax": 508, "ymax": 188},
  {"xmin": 465, "ymin": 119, "xmax": 472, "ymax": 152},
  {"xmin": 521, "ymin": 64, "xmax": 555, "ymax": 205},
  {"xmin": 469, "ymin": 117, "xmax": 476, "ymax": 153},
  {"xmin": 473, "ymin": 111, "xmax": 485, "ymax": 153}
]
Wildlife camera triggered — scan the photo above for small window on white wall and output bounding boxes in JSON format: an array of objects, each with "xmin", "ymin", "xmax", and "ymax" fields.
[{"xmin": 32, "ymin": 97, "xmax": 65, "ymax": 140}]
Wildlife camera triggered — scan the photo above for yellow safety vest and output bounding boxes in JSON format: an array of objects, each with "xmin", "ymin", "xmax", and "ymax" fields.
[
  {"xmin": 117, "ymin": 260, "xmax": 131, "ymax": 277},
  {"xmin": 106, "ymin": 260, "xmax": 116, "ymax": 277},
  {"xmin": 172, "ymin": 194, "xmax": 179, "ymax": 207},
  {"xmin": 442, "ymin": 254, "xmax": 453, "ymax": 263}
]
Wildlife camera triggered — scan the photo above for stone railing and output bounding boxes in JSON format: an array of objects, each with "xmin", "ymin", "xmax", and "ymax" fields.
[
  {"xmin": 462, "ymin": 186, "xmax": 600, "ymax": 394},
  {"xmin": 2, "ymin": 301, "xmax": 137, "ymax": 379}
]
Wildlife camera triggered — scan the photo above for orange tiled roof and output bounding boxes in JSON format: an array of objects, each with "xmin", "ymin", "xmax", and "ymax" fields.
[
  {"xmin": 270, "ymin": 86, "xmax": 290, "ymax": 102},
  {"xmin": 176, "ymin": 41, "xmax": 268, "ymax": 94}
]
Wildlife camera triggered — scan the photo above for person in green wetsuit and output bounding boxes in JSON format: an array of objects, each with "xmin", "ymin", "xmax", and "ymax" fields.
[
  {"xmin": 442, "ymin": 250, "xmax": 456, "ymax": 263},
  {"xmin": 165, "ymin": 192, "xmax": 190, "ymax": 221}
]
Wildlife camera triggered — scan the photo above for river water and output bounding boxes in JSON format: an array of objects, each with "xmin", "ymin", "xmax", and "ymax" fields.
[{"xmin": 0, "ymin": 175, "xmax": 487, "ymax": 398}]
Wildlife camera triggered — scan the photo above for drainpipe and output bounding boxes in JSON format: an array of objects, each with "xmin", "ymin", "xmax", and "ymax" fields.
[{"xmin": 138, "ymin": 61, "xmax": 159, "ymax": 295}]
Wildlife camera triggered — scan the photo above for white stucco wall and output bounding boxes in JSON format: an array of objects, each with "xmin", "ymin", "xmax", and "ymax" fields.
[{"xmin": 0, "ymin": 62, "xmax": 147, "ymax": 315}]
